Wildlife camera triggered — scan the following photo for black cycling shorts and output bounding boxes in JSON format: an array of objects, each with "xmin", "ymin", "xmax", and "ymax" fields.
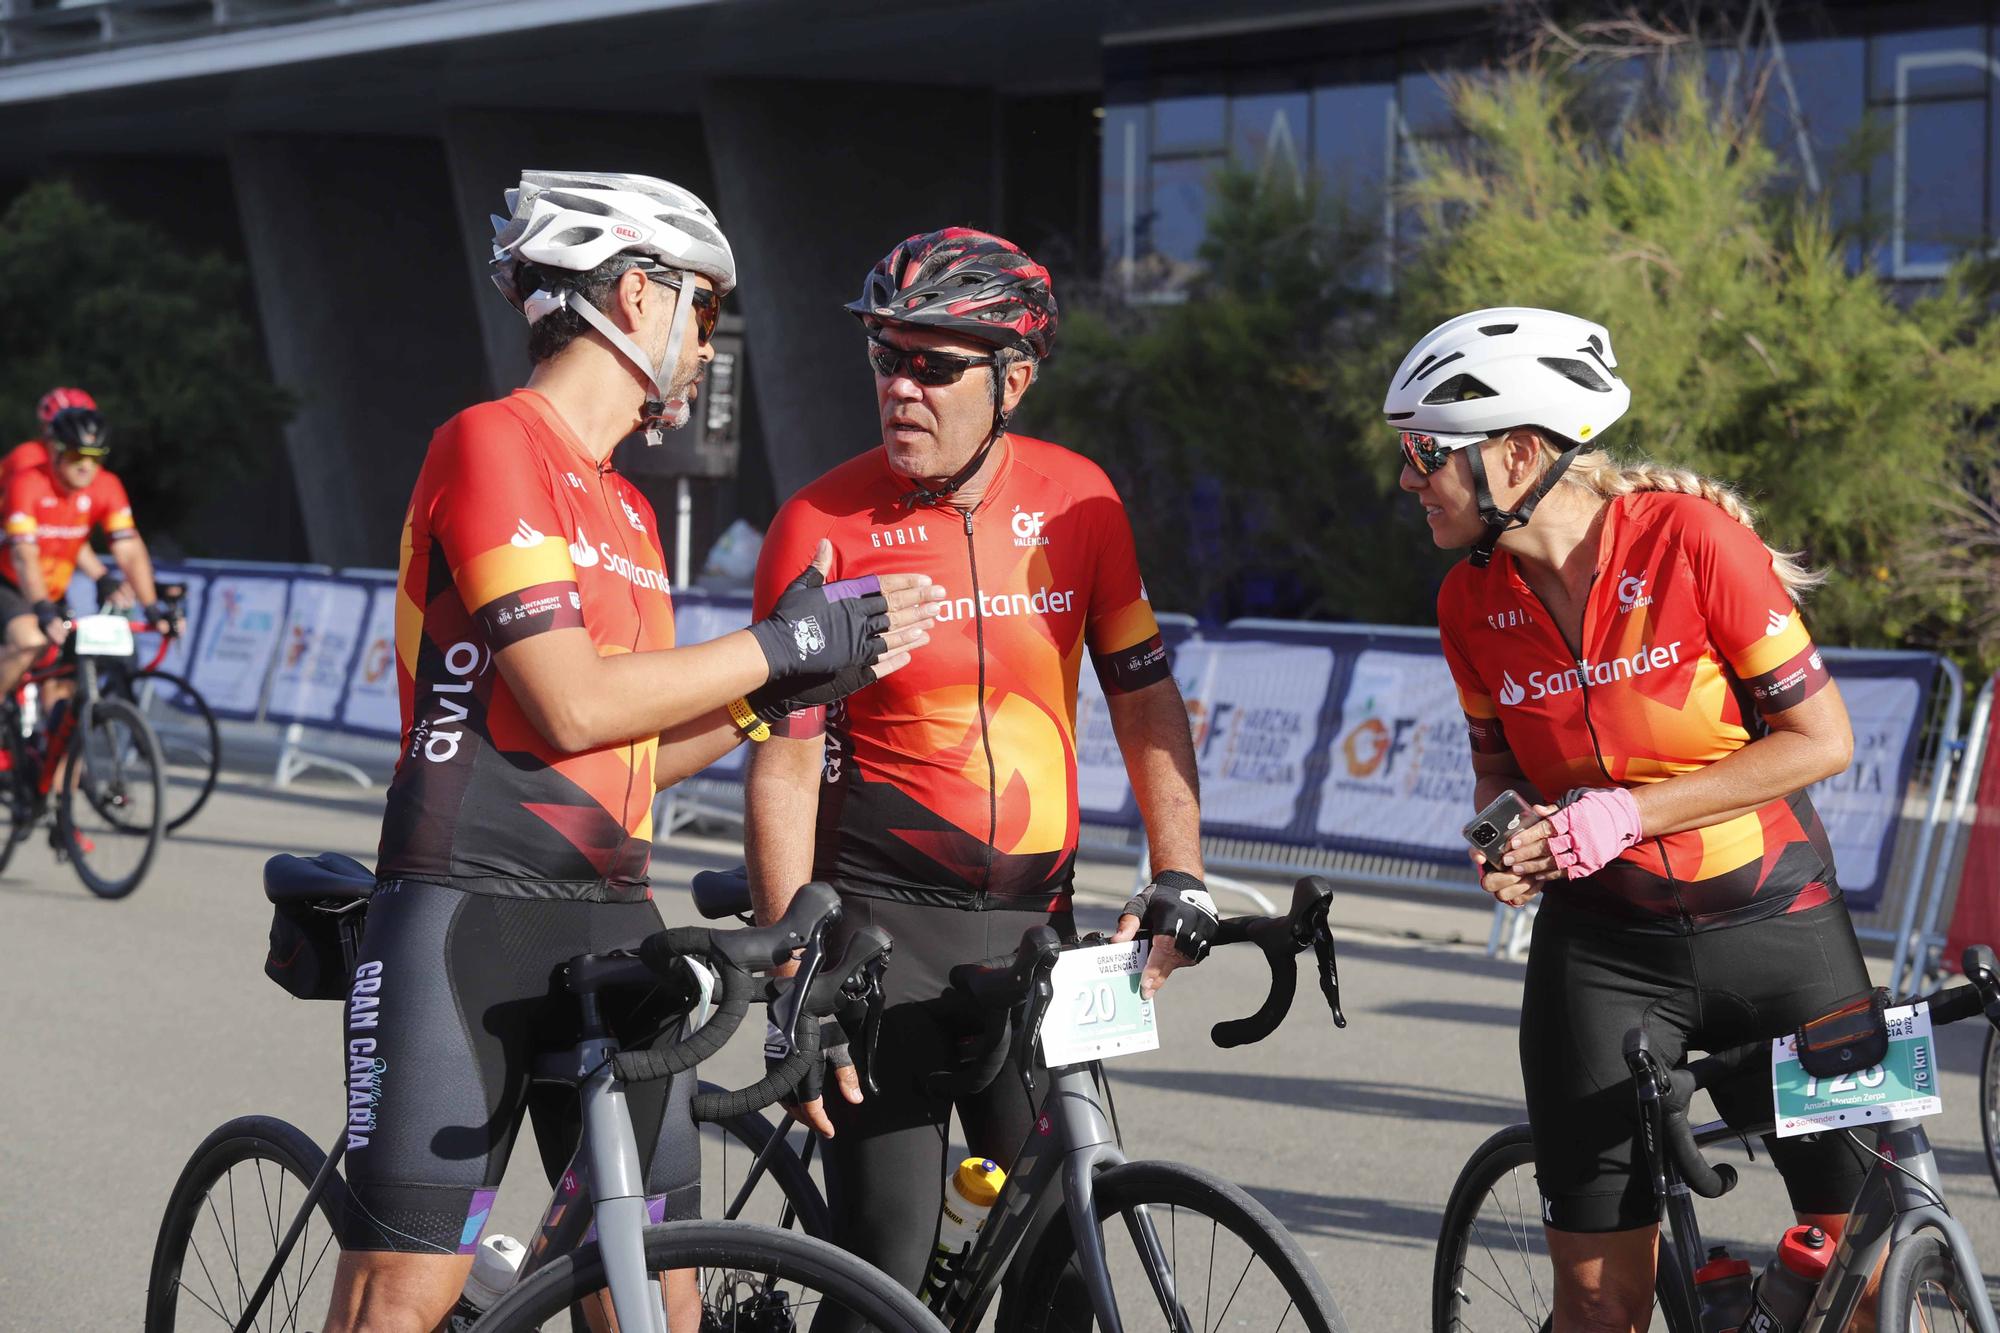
[
  {"xmin": 814, "ymin": 894, "xmax": 1075, "ymax": 1332},
  {"xmin": 1522, "ymin": 894, "xmax": 1873, "ymax": 1233},
  {"xmin": 340, "ymin": 880, "xmax": 698, "ymax": 1254},
  {"xmin": 0, "ymin": 581, "xmax": 36, "ymax": 628}
]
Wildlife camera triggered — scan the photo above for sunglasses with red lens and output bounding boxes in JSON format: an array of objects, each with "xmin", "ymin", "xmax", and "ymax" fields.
[
  {"xmin": 1399, "ymin": 428, "xmax": 1488, "ymax": 477},
  {"xmin": 645, "ymin": 271, "xmax": 722, "ymax": 345},
  {"xmin": 865, "ymin": 336, "xmax": 998, "ymax": 387}
]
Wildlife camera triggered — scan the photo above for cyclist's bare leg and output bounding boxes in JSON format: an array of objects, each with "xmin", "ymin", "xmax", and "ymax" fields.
[
  {"xmin": 323, "ymin": 1250, "xmax": 471, "ymax": 1333},
  {"xmin": 0, "ymin": 613, "xmax": 45, "ymax": 700},
  {"xmin": 1547, "ymin": 1224, "xmax": 1659, "ymax": 1333}
]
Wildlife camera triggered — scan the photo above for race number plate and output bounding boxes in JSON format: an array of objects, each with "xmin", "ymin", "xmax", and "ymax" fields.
[
  {"xmin": 71, "ymin": 614, "xmax": 135, "ymax": 659},
  {"xmin": 1040, "ymin": 940, "xmax": 1159, "ymax": 1068},
  {"xmin": 1771, "ymin": 1002, "xmax": 1941, "ymax": 1138}
]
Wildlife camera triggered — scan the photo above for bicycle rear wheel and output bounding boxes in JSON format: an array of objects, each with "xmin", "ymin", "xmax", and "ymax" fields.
[
  {"xmin": 125, "ymin": 669, "xmax": 221, "ymax": 832},
  {"xmin": 476, "ymin": 1219, "xmax": 945, "ymax": 1333},
  {"xmin": 144, "ymin": 1115, "xmax": 351, "ymax": 1333},
  {"xmin": 1001, "ymin": 1158, "xmax": 1347, "ymax": 1333},
  {"xmin": 698, "ymin": 1080, "xmax": 831, "ymax": 1238},
  {"xmin": 59, "ymin": 695, "xmax": 165, "ymax": 897}
]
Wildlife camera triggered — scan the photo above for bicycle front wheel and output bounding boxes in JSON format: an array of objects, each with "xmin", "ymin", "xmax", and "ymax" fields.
[
  {"xmin": 1879, "ymin": 1232, "xmax": 1983, "ymax": 1333},
  {"xmin": 126, "ymin": 669, "xmax": 221, "ymax": 832},
  {"xmin": 60, "ymin": 695, "xmax": 165, "ymax": 897},
  {"xmin": 145, "ymin": 1115, "xmax": 351, "ymax": 1333},
  {"xmin": 1002, "ymin": 1159, "xmax": 1347, "ymax": 1333},
  {"xmin": 477, "ymin": 1218, "xmax": 945, "ymax": 1333},
  {"xmin": 1981, "ymin": 1027, "xmax": 1999, "ymax": 1199}
]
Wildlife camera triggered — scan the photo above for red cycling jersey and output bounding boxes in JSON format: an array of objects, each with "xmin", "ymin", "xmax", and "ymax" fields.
[
  {"xmin": 1439, "ymin": 491, "xmax": 1836, "ymax": 930},
  {"xmin": 755, "ymin": 435, "xmax": 1168, "ymax": 909},
  {"xmin": 2, "ymin": 446, "xmax": 136, "ymax": 596},
  {"xmin": 376, "ymin": 390, "xmax": 675, "ymax": 902}
]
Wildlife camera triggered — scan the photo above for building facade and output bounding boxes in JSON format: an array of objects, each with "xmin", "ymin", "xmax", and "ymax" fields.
[{"xmin": 0, "ymin": 0, "xmax": 1992, "ymax": 569}]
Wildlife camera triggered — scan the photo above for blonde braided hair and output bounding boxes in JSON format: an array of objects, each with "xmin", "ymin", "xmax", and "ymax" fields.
[{"xmin": 1556, "ymin": 449, "xmax": 1825, "ymax": 602}]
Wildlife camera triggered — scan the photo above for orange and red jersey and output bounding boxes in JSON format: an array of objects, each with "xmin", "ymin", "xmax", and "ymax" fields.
[
  {"xmin": 2, "ymin": 444, "xmax": 136, "ymax": 595},
  {"xmin": 755, "ymin": 435, "xmax": 1169, "ymax": 910},
  {"xmin": 376, "ymin": 390, "xmax": 675, "ymax": 902},
  {"xmin": 1439, "ymin": 491, "xmax": 1836, "ymax": 931}
]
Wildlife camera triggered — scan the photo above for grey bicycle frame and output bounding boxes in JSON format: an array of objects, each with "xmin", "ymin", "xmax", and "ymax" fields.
[
  {"xmin": 926, "ymin": 1060, "xmax": 1187, "ymax": 1333},
  {"xmin": 1663, "ymin": 1115, "xmax": 1996, "ymax": 1333}
]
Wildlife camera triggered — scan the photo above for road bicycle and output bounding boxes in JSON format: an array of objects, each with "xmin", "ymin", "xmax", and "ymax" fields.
[
  {"xmin": 144, "ymin": 853, "xmax": 939, "ymax": 1333},
  {"xmin": 0, "ymin": 608, "xmax": 166, "ymax": 897},
  {"xmin": 687, "ymin": 867, "xmax": 1355, "ymax": 1333},
  {"xmin": 1434, "ymin": 945, "xmax": 2000, "ymax": 1333},
  {"xmin": 97, "ymin": 583, "xmax": 221, "ymax": 833}
]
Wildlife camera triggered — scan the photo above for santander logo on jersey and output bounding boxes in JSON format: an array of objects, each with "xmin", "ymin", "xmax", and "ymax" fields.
[{"xmin": 1497, "ymin": 641, "xmax": 1686, "ymax": 706}]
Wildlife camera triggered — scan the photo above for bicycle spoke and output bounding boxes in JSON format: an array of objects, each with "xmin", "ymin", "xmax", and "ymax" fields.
[
  {"xmin": 1466, "ymin": 1218, "xmax": 1535, "ymax": 1324},
  {"xmin": 1204, "ymin": 1215, "xmax": 1217, "ymax": 1333},
  {"xmin": 1207, "ymin": 1245, "xmax": 1258, "ymax": 1333},
  {"xmin": 174, "ymin": 1272, "xmax": 235, "ymax": 1327}
]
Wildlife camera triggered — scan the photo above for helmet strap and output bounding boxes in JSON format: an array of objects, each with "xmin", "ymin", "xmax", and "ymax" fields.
[
  {"xmin": 1465, "ymin": 437, "xmax": 1585, "ymax": 569},
  {"xmin": 560, "ymin": 279, "xmax": 695, "ymax": 446},
  {"xmin": 897, "ymin": 362, "xmax": 1011, "ymax": 509}
]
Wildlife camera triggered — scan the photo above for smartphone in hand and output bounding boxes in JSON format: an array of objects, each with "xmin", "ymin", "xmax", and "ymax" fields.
[{"xmin": 1463, "ymin": 790, "xmax": 1536, "ymax": 857}]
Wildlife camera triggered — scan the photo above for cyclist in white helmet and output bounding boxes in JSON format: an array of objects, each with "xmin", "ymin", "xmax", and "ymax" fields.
[
  {"xmin": 321, "ymin": 171, "xmax": 941, "ymax": 1332},
  {"xmin": 1394, "ymin": 309, "xmax": 1872, "ymax": 1331}
]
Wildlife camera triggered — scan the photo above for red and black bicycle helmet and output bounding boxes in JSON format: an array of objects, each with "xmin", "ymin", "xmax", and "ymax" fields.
[
  {"xmin": 845, "ymin": 227, "xmax": 1058, "ymax": 360},
  {"xmin": 36, "ymin": 387, "xmax": 110, "ymax": 457}
]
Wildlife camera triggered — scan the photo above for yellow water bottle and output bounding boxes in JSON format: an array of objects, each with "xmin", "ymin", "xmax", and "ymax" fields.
[{"xmin": 922, "ymin": 1157, "xmax": 1006, "ymax": 1301}]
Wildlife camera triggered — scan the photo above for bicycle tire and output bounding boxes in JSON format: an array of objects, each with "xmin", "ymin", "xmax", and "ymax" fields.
[
  {"xmin": 1001, "ymin": 1158, "xmax": 1347, "ymax": 1333},
  {"xmin": 1432, "ymin": 1123, "xmax": 1712, "ymax": 1333},
  {"xmin": 124, "ymin": 668, "xmax": 221, "ymax": 833},
  {"xmin": 0, "ymin": 762, "xmax": 30, "ymax": 877},
  {"xmin": 1878, "ymin": 1232, "xmax": 1984, "ymax": 1333},
  {"xmin": 476, "ymin": 1218, "xmax": 946, "ymax": 1333},
  {"xmin": 144, "ymin": 1114, "xmax": 352, "ymax": 1333},
  {"xmin": 60, "ymin": 695, "xmax": 165, "ymax": 898},
  {"xmin": 1982, "ymin": 1027, "xmax": 1999, "ymax": 1200},
  {"xmin": 698, "ymin": 1079, "xmax": 832, "ymax": 1238}
]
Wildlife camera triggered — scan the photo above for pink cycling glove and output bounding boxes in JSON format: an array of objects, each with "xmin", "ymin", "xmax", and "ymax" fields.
[{"xmin": 1545, "ymin": 788, "xmax": 1644, "ymax": 879}]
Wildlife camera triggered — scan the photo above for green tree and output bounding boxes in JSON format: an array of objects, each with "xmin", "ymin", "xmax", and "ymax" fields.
[
  {"xmin": 0, "ymin": 180, "xmax": 293, "ymax": 545},
  {"xmin": 1032, "ymin": 62, "xmax": 2000, "ymax": 670}
]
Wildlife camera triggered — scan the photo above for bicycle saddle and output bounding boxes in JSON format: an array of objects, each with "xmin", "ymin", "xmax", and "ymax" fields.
[
  {"xmin": 263, "ymin": 852, "xmax": 375, "ymax": 906},
  {"xmin": 691, "ymin": 865, "xmax": 753, "ymax": 919}
]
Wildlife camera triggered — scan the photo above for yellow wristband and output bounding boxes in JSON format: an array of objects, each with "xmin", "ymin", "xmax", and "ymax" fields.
[{"xmin": 728, "ymin": 696, "xmax": 771, "ymax": 743}]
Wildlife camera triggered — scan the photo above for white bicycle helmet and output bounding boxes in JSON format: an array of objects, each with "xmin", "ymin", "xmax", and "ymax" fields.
[
  {"xmin": 1383, "ymin": 308, "xmax": 1631, "ymax": 566},
  {"xmin": 490, "ymin": 170, "xmax": 737, "ymax": 442}
]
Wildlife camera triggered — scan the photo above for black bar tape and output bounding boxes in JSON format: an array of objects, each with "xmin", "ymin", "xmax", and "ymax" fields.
[
  {"xmin": 1663, "ymin": 1066, "xmax": 1738, "ymax": 1199},
  {"xmin": 690, "ymin": 1009, "xmax": 822, "ymax": 1121},
  {"xmin": 611, "ymin": 967, "xmax": 751, "ymax": 1084},
  {"xmin": 1212, "ymin": 919, "xmax": 1298, "ymax": 1050}
]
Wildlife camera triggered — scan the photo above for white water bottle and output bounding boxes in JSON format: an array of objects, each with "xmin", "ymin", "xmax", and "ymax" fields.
[
  {"xmin": 921, "ymin": 1158, "xmax": 1006, "ymax": 1301},
  {"xmin": 449, "ymin": 1233, "xmax": 526, "ymax": 1328}
]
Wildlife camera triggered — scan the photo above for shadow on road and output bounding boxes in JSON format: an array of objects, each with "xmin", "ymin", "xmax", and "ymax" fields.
[
  {"xmin": 1373, "ymin": 999, "xmax": 1519, "ymax": 1027},
  {"xmin": 1110, "ymin": 1069, "xmax": 1523, "ymax": 1127},
  {"xmin": 1242, "ymin": 1184, "xmax": 1441, "ymax": 1247}
]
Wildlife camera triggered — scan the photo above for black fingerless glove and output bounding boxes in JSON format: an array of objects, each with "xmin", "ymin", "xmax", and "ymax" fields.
[
  {"xmin": 31, "ymin": 600, "xmax": 62, "ymax": 636},
  {"xmin": 744, "ymin": 663, "xmax": 879, "ymax": 725},
  {"xmin": 95, "ymin": 572, "xmax": 124, "ymax": 605},
  {"xmin": 749, "ymin": 564, "xmax": 890, "ymax": 682},
  {"xmin": 1122, "ymin": 870, "xmax": 1220, "ymax": 962}
]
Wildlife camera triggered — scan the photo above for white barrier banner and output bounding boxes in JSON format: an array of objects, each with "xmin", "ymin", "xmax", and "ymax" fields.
[
  {"xmin": 1809, "ymin": 670, "xmax": 1926, "ymax": 895},
  {"xmin": 188, "ymin": 575, "xmax": 289, "ymax": 718},
  {"xmin": 1075, "ymin": 663, "xmax": 1132, "ymax": 820},
  {"xmin": 1173, "ymin": 640, "xmax": 1335, "ymax": 832},
  {"xmin": 676, "ymin": 599, "xmax": 754, "ymax": 776},
  {"xmin": 267, "ymin": 580, "xmax": 370, "ymax": 724},
  {"xmin": 338, "ymin": 585, "xmax": 402, "ymax": 737},
  {"xmin": 1315, "ymin": 648, "xmax": 1476, "ymax": 859}
]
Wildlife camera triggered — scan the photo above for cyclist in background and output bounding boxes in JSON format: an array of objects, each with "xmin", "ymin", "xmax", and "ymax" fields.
[
  {"xmin": 0, "ymin": 430, "xmax": 118, "ymax": 607},
  {"xmin": 744, "ymin": 228, "xmax": 1213, "ymax": 1318},
  {"xmin": 0, "ymin": 388, "xmax": 173, "ymax": 698},
  {"xmin": 321, "ymin": 172, "xmax": 941, "ymax": 1333},
  {"xmin": 1392, "ymin": 308, "xmax": 1872, "ymax": 1333}
]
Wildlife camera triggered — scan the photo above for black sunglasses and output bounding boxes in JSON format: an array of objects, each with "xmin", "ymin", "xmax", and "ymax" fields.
[
  {"xmin": 865, "ymin": 335, "xmax": 998, "ymax": 387},
  {"xmin": 645, "ymin": 271, "xmax": 722, "ymax": 345}
]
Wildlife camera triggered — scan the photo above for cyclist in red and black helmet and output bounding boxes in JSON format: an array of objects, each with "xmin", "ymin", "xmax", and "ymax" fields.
[{"xmin": 746, "ymin": 229, "xmax": 1209, "ymax": 1321}]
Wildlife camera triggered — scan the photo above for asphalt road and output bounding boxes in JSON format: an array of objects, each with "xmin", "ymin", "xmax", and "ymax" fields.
[{"xmin": 2, "ymin": 776, "xmax": 1995, "ymax": 1330}]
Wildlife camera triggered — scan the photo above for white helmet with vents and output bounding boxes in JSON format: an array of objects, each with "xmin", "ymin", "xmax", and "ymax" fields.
[
  {"xmin": 1382, "ymin": 307, "xmax": 1630, "ymax": 445},
  {"xmin": 489, "ymin": 170, "xmax": 736, "ymax": 442}
]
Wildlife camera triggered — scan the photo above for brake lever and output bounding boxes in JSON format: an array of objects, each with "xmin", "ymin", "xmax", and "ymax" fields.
[
  {"xmin": 855, "ymin": 960, "xmax": 887, "ymax": 1099},
  {"xmin": 1012, "ymin": 964, "xmax": 1056, "ymax": 1095},
  {"xmin": 1310, "ymin": 911, "xmax": 1346, "ymax": 1030},
  {"xmin": 769, "ymin": 915, "xmax": 831, "ymax": 1052}
]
